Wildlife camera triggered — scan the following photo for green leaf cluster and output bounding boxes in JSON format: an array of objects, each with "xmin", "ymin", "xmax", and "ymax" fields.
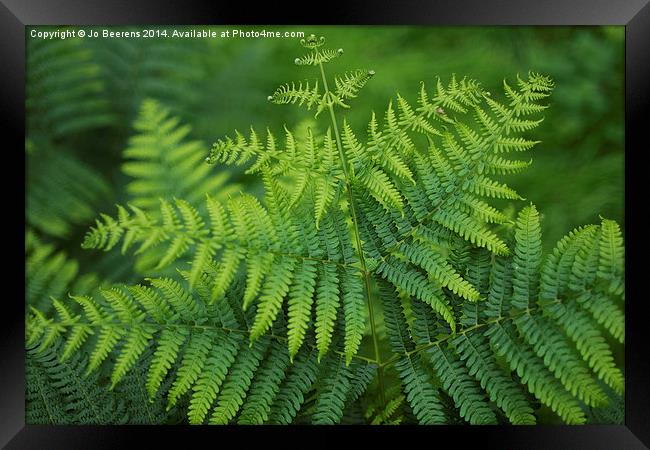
[{"xmin": 26, "ymin": 34, "xmax": 624, "ymax": 425}]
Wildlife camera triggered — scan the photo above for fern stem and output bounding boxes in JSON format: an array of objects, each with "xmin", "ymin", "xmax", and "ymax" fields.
[
  {"xmin": 55, "ymin": 319, "xmax": 379, "ymax": 366},
  {"xmin": 317, "ymin": 59, "xmax": 386, "ymax": 408},
  {"xmin": 91, "ymin": 220, "xmax": 359, "ymax": 272},
  {"xmin": 379, "ymin": 301, "xmax": 560, "ymax": 368},
  {"xmin": 32, "ymin": 367, "xmax": 58, "ymax": 424}
]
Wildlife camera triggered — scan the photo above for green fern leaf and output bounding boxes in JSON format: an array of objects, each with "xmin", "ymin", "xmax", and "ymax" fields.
[
  {"xmin": 28, "ymin": 35, "xmax": 624, "ymax": 426},
  {"xmin": 287, "ymin": 260, "xmax": 318, "ymax": 359},
  {"xmin": 209, "ymin": 339, "xmax": 269, "ymax": 425}
]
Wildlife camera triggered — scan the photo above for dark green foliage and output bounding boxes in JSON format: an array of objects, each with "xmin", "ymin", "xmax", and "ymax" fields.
[
  {"xmin": 27, "ymin": 36, "xmax": 116, "ymax": 138},
  {"xmin": 26, "ymin": 339, "xmax": 183, "ymax": 424},
  {"xmin": 87, "ymin": 36, "xmax": 204, "ymax": 126},
  {"xmin": 27, "ymin": 141, "xmax": 112, "ymax": 239},
  {"xmin": 26, "ymin": 229, "xmax": 100, "ymax": 313},
  {"xmin": 26, "ymin": 342, "xmax": 127, "ymax": 424},
  {"xmin": 27, "ymin": 270, "xmax": 376, "ymax": 424},
  {"xmin": 26, "ymin": 33, "xmax": 115, "ymax": 241},
  {"xmin": 381, "ymin": 207, "xmax": 623, "ymax": 425}
]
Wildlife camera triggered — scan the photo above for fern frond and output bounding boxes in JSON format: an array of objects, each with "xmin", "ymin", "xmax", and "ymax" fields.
[
  {"xmin": 364, "ymin": 386, "xmax": 406, "ymax": 425},
  {"xmin": 249, "ymin": 257, "xmax": 297, "ymax": 340},
  {"xmin": 237, "ymin": 340, "xmax": 291, "ymax": 424},
  {"xmin": 597, "ymin": 218, "xmax": 624, "ymax": 292},
  {"xmin": 342, "ymin": 267, "xmax": 365, "ymax": 365},
  {"xmin": 26, "ymin": 341, "xmax": 127, "ymax": 424},
  {"xmin": 377, "ymin": 259, "xmax": 455, "ymax": 332},
  {"xmin": 147, "ymin": 328, "xmax": 188, "ymax": 399},
  {"xmin": 269, "ymin": 80, "xmax": 323, "ymax": 112},
  {"xmin": 287, "ymin": 260, "xmax": 318, "ymax": 360},
  {"xmin": 29, "ymin": 274, "xmax": 376, "ymax": 424},
  {"xmin": 545, "ymin": 301, "xmax": 624, "ymax": 394},
  {"xmin": 379, "ymin": 282, "xmax": 446, "ymax": 424},
  {"xmin": 295, "ymin": 48, "xmax": 342, "ymax": 66},
  {"xmin": 188, "ymin": 333, "xmax": 241, "ymax": 424},
  {"xmin": 314, "ymin": 264, "xmax": 341, "ymax": 359},
  {"xmin": 425, "ymin": 75, "xmax": 484, "ymax": 115},
  {"xmin": 334, "ymin": 69, "xmax": 375, "ymax": 101},
  {"xmin": 123, "ymin": 99, "xmax": 238, "ymax": 211},
  {"xmin": 27, "ymin": 35, "xmax": 115, "ymax": 137},
  {"xmin": 398, "ymin": 242, "xmax": 480, "ymax": 301},
  {"xmin": 27, "ymin": 146, "xmax": 111, "ymax": 238},
  {"xmin": 82, "ymin": 190, "xmax": 372, "ymax": 362},
  {"xmin": 513, "ymin": 314, "xmax": 607, "ymax": 407},
  {"xmin": 268, "ymin": 348, "xmax": 320, "ymax": 424},
  {"xmin": 486, "ymin": 322, "xmax": 586, "ymax": 424},
  {"xmin": 88, "ymin": 36, "xmax": 204, "ymax": 124},
  {"xmin": 26, "ymin": 230, "xmax": 99, "ymax": 313},
  {"xmin": 394, "ymin": 354, "xmax": 446, "ymax": 424},
  {"xmin": 424, "ymin": 344, "xmax": 497, "ymax": 424},
  {"xmin": 311, "ymin": 354, "xmax": 376, "ymax": 424},
  {"xmin": 376, "ymin": 207, "xmax": 623, "ymax": 425},
  {"xmin": 313, "ymin": 175, "xmax": 339, "ymax": 228},
  {"xmin": 493, "ymin": 136, "xmax": 541, "ymax": 153},
  {"xmin": 452, "ymin": 333, "xmax": 536, "ymax": 424},
  {"xmin": 511, "ymin": 205, "xmax": 543, "ymax": 309},
  {"xmin": 28, "ymin": 35, "xmax": 624, "ymax": 425}
]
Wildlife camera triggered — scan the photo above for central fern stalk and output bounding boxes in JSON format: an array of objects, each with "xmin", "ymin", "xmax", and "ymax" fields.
[{"xmin": 317, "ymin": 59, "xmax": 386, "ymax": 407}]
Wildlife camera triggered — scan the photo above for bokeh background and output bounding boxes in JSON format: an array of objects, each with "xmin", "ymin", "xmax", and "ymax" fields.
[{"xmin": 26, "ymin": 24, "xmax": 624, "ymax": 281}]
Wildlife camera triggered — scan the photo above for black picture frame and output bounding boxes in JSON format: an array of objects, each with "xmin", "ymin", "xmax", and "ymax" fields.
[{"xmin": 2, "ymin": 1, "xmax": 647, "ymax": 448}]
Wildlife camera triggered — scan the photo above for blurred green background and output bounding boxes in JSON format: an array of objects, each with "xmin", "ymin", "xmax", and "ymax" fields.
[{"xmin": 26, "ymin": 25, "xmax": 624, "ymax": 269}]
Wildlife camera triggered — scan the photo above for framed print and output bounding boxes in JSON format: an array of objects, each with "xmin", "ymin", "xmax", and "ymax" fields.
[{"xmin": 2, "ymin": 0, "xmax": 647, "ymax": 447}]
